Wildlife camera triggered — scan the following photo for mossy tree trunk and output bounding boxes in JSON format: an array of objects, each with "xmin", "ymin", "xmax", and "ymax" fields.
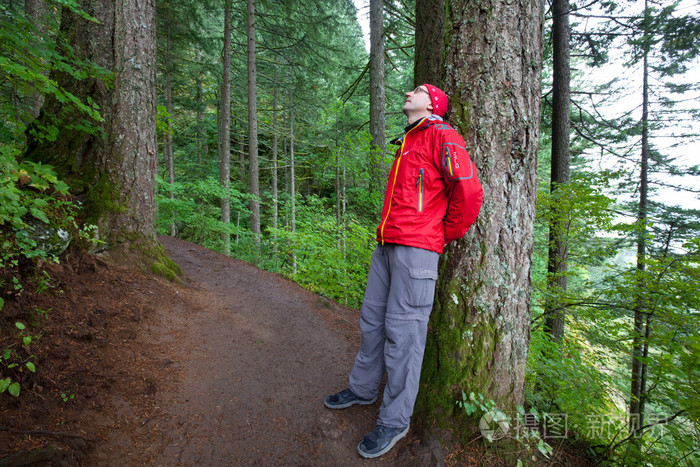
[
  {"xmin": 25, "ymin": 0, "xmax": 178, "ymax": 275},
  {"xmin": 413, "ymin": 0, "xmax": 544, "ymax": 434}
]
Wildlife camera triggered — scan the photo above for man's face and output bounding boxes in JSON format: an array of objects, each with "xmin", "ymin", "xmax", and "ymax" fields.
[{"xmin": 403, "ymin": 85, "xmax": 433, "ymax": 116}]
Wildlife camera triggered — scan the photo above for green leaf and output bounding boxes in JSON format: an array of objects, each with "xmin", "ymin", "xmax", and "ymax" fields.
[
  {"xmin": 23, "ymin": 336, "xmax": 32, "ymax": 346},
  {"xmin": 3, "ymin": 349, "xmax": 10, "ymax": 360},
  {"xmin": 53, "ymin": 180, "xmax": 70, "ymax": 193},
  {"xmin": 26, "ymin": 362, "xmax": 36, "ymax": 372},
  {"xmin": 8, "ymin": 382, "xmax": 20, "ymax": 397},
  {"xmin": 462, "ymin": 401, "xmax": 477, "ymax": 415},
  {"xmin": 15, "ymin": 322, "xmax": 26, "ymax": 330},
  {"xmin": 30, "ymin": 206, "xmax": 50, "ymax": 223},
  {"xmin": 0, "ymin": 378, "xmax": 10, "ymax": 393}
]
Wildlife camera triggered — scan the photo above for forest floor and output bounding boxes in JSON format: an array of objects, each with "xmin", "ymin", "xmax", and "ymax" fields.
[{"xmin": 2, "ymin": 235, "xmax": 504, "ymax": 466}]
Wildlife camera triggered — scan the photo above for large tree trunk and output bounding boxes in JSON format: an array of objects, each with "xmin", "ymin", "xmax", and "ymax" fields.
[
  {"xmin": 414, "ymin": 0, "xmax": 444, "ymax": 86},
  {"xmin": 413, "ymin": 0, "xmax": 544, "ymax": 432},
  {"xmin": 368, "ymin": 0, "xmax": 385, "ymax": 197},
  {"xmin": 219, "ymin": 0, "xmax": 232, "ymax": 255},
  {"xmin": 544, "ymin": 0, "xmax": 571, "ymax": 341},
  {"xmin": 25, "ymin": 0, "xmax": 171, "ymax": 272}
]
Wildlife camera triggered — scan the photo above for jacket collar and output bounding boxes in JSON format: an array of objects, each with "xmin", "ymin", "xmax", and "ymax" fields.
[{"xmin": 390, "ymin": 114, "xmax": 443, "ymax": 145}]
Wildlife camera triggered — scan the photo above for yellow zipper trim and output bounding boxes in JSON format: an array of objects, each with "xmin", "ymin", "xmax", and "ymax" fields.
[{"xmin": 379, "ymin": 117, "xmax": 427, "ymax": 244}]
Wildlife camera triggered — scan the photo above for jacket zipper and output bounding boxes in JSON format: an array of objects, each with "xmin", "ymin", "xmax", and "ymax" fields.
[
  {"xmin": 416, "ymin": 168, "xmax": 424, "ymax": 213},
  {"xmin": 379, "ymin": 117, "xmax": 427, "ymax": 244}
]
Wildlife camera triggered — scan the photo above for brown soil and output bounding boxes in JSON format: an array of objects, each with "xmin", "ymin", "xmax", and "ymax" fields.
[{"xmin": 1, "ymin": 236, "xmax": 469, "ymax": 466}]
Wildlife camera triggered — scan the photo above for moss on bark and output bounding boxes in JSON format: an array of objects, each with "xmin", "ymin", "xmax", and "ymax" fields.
[
  {"xmin": 83, "ymin": 173, "xmax": 127, "ymax": 225},
  {"xmin": 414, "ymin": 250, "xmax": 500, "ymax": 439},
  {"xmin": 104, "ymin": 232, "xmax": 182, "ymax": 281}
]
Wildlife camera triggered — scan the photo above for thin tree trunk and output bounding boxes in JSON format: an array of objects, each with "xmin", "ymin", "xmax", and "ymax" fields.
[
  {"xmin": 544, "ymin": 0, "xmax": 571, "ymax": 341},
  {"xmin": 414, "ymin": 0, "xmax": 544, "ymax": 429},
  {"xmin": 368, "ymin": 0, "xmax": 386, "ymax": 197},
  {"xmin": 164, "ymin": 12, "xmax": 175, "ymax": 236},
  {"xmin": 196, "ymin": 47, "xmax": 204, "ymax": 168},
  {"xmin": 283, "ymin": 136, "xmax": 289, "ymax": 227},
  {"xmin": 239, "ymin": 126, "xmax": 246, "ymax": 183},
  {"xmin": 336, "ymin": 142, "xmax": 341, "ymax": 227},
  {"xmin": 289, "ymin": 88, "xmax": 296, "ymax": 274},
  {"xmin": 334, "ymin": 103, "xmax": 342, "ymax": 235},
  {"xmin": 272, "ymin": 70, "xmax": 279, "ymax": 239},
  {"xmin": 247, "ymin": 0, "xmax": 261, "ymax": 245},
  {"xmin": 630, "ymin": 0, "xmax": 650, "ymax": 438},
  {"xmin": 342, "ymin": 163, "xmax": 346, "ymax": 225},
  {"xmin": 219, "ymin": 0, "xmax": 232, "ymax": 255}
]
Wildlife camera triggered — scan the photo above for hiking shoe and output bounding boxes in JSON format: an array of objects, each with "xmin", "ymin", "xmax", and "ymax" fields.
[
  {"xmin": 357, "ymin": 424, "xmax": 410, "ymax": 458},
  {"xmin": 324, "ymin": 388, "xmax": 377, "ymax": 409}
]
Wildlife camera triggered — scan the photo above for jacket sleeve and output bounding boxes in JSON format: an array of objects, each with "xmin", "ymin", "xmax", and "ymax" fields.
[{"xmin": 438, "ymin": 131, "xmax": 484, "ymax": 244}]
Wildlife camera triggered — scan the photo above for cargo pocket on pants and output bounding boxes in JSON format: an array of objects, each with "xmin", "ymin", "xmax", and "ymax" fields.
[{"xmin": 407, "ymin": 267, "xmax": 438, "ymax": 307}]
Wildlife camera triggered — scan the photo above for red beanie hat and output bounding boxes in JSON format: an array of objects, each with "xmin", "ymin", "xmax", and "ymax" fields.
[{"xmin": 422, "ymin": 83, "xmax": 448, "ymax": 118}]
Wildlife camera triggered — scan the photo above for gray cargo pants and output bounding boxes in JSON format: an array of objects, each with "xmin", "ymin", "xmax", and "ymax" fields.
[{"xmin": 349, "ymin": 243, "xmax": 439, "ymax": 429}]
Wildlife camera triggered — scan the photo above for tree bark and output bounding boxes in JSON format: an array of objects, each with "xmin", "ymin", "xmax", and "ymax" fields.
[
  {"xmin": 25, "ymin": 0, "xmax": 169, "ymax": 271},
  {"xmin": 24, "ymin": 0, "xmax": 49, "ymax": 119},
  {"xmin": 247, "ymin": 0, "xmax": 261, "ymax": 244},
  {"xmin": 414, "ymin": 0, "xmax": 444, "ymax": 86},
  {"xmin": 368, "ymin": 0, "xmax": 386, "ymax": 196},
  {"xmin": 413, "ymin": 0, "xmax": 544, "ymax": 431},
  {"xmin": 219, "ymin": 0, "xmax": 232, "ymax": 255},
  {"xmin": 544, "ymin": 0, "xmax": 571, "ymax": 341}
]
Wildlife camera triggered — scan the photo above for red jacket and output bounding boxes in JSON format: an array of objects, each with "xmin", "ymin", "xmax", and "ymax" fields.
[{"xmin": 377, "ymin": 116, "xmax": 483, "ymax": 254}]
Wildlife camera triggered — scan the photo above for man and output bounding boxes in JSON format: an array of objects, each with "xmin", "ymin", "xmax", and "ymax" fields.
[{"xmin": 325, "ymin": 84, "xmax": 484, "ymax": 458}]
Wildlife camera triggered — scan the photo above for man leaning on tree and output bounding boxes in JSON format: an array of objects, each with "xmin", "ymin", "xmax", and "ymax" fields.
[{"xmin": 325, "ymin": 83, "xmax": 484, "ymax": 458}]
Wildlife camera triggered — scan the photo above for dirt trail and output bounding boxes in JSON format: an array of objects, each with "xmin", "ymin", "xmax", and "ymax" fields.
[{"xmin": 89, "ymin": 236, "xmax": 434, "ymax": 466}]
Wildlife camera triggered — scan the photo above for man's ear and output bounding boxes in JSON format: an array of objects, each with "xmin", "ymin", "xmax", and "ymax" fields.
[{"xmin": 428, "ymin": 102, "xmax": 434, "ymax": 113}]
